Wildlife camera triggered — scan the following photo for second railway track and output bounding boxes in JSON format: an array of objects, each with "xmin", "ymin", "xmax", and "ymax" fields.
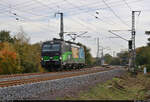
[{"xmin": 0, "ymin": 66, "xmax": 116, "ymax": 88}]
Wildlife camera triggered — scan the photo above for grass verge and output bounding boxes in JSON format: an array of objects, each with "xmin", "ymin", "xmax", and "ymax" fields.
[{"xmin": 59, "ymin": 72, "xmax": 150, "ymax": 100}]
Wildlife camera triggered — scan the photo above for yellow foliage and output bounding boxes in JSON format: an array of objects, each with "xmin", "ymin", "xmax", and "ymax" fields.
[{"xmin": 0, "ymin": 42, "xmax": 20, "ymax": 74}]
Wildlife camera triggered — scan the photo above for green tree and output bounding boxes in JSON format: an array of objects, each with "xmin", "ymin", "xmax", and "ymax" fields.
[
  {"xmin": 117, "ymin": 51, "xmax": 129, "ymax": 65},
  {"xmin": 103, "ymin": 54, "xmax": 113, "ymax": 64},
  {"xmin": 110, "ymin": 57, "xmax": 120, "ymax": 65},
  {"xmin": 83, "ymin": 46, "xmax": 94, "ymax": 66},
  {"xmin": 145, "ymin": 31, "xmax": 150, "ymax": 46},
  {"xmin": 136, "ymin": 46, "xmax": 150, "ymax": 72},
  {"xmin": 0, "ymin": 30, "xmax": 14, "ymax": 43}
]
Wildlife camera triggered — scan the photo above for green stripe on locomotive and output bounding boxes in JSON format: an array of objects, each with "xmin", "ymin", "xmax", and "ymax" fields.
[
  {"xmin": 53, "ymin": 56, "xmax": 59, "ymax": 60},
  {"xmin": 43, "ymin": 56, "xmax": 60, "ymax": 61}
]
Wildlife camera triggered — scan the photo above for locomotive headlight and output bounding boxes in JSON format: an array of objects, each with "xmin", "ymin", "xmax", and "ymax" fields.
[{"xmin": 59, "ymin": 56, "xmax": 62, "ymax": 60}]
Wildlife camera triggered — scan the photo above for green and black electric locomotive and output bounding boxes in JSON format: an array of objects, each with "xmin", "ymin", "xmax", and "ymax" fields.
[{"xmin": 41, "ymin": 38, "xmax": 85, "ymax": 70}]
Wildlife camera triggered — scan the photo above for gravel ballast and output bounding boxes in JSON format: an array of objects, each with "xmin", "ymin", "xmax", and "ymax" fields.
[{"xmin": 0, "ymin": 68, "xmax": 126, "ymax": 100}]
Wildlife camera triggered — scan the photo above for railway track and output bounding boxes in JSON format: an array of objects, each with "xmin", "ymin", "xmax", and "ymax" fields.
[
  {"xmin": 0, "ymin": 66, "xmax": 100, "ymax": 79},
  {"xmin": 0, "ymin": 66, "xmax": 117, "ymax": 88}
]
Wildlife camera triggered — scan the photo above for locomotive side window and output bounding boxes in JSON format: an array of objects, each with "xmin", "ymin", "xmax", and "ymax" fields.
[{"xmin": 42, "ymin": 44, "xmax": 60, "ymax": 52}]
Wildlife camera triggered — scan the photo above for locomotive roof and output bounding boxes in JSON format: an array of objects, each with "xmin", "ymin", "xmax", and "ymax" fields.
[{"xmin": 43, "ymin": 38, "xmax": 83, "ymax": 47}]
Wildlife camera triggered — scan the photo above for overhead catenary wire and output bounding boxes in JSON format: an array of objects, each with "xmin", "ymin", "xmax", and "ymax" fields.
[
  {"xmin": 0, "ymin": 1, "xmax": 60, "ymax": 38},
  {"xmin": 108, "ymin": 30, "xmax": 129, "ymax": 41},
  {"xmin": 63, "ymin": 0, "xmax": 127, "ymax": 50},
  {"xmin": 68, "ymin": 17, "xmax": 126, "ymax": 52},
  {"xmin": 95, "ymin": 10, "xmax": 119, "ymax": 26},
  {"xmin": 31, "ymin": 0, "xmax": 55, "ymax": 10},
  {"xmin": 122, "ymin": 0, "xmax": 132, "ymax": 11},
  {"xmin": 65, "ymin": 0, "xmax": 143, "ymax": 16},
  {"xmin": 0, "ymin": 8, "xmax": 57, "ymax": 34},
  {"xmin": 64, "ymin": 0, "xmax": 114, "ymax": 30},
  {"xmin": 63, "ymin": 0, "xmax": 131, "ymax": 48},
  {"xmin": 0, "ymin": 0, "xmax": 144, "ymax": 20},
  {"xmin": 0, "ymin": 0, "xmax": 141, "ymax": 29},
  {"xmin": 63, "ymin": 0, "xmax": 131, "ymax": 29},
  {"xmin": 0, "ymin": 0, "xmax": 141, "ymax": 32},
  {"xmin": 0, "ymin": 0, "xmax": 58, "ymax": 18},
  {"xmin": 65, "ymin": 0, "xmax": 142, "ymax": 14},
  {"xmin": 102, "ymin": 0, "xmax": 130, "ymax": 28},
  {"xmin": 0, "ymin": 0, "xmax": 141, "ymax": 18},
  {"xmin": 0, "ymin": 0, "xmax": 59, "ymax": 10},
  {"xmin": 0, "ymin": 4, "xmax": 53, "ymax": 18}
]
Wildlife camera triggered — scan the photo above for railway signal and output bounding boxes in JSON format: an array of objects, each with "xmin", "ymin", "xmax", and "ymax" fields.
[{"xmin": 128, "ymin": 40, "xmax": 132, "ymax": 50}]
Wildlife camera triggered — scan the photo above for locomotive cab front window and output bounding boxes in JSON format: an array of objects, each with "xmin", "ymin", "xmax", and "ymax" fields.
[{"xmin": 42, "ymin": 44, "xmax": 60, "ymax": 52}]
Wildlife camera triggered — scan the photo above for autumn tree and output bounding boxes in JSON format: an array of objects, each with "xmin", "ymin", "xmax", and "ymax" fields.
[
  {"xmin": 0, "ymin": 29, "xmax": 46, "ymax": 75},
  {"xmin": 13, "ymin": 30, "xmax": 43, "ymax": 73},
  {"xmin": 0, "ymin": 42, "xmax": 21, "ymax": 74}
]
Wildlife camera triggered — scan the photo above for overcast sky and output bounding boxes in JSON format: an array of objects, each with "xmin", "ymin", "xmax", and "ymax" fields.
[{"xmin": 0, "ymin": 0, "xmax": 149, "ymax": 57}]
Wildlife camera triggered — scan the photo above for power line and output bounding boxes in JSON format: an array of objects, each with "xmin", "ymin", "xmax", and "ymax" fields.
[
  {"xmin": 31, "ymin": 0, "xmax": 55, "ymax": 10},
  {"xmin": 64, "ymin": 0, "xmax": 133, "ymax": 39},
  {"xmin": 0, "ymin": 3, "xmax": 52, "ymax": 18},
  {"xmin": 0, "ymin": 1, "xmax": 54, "ymax": 17},
  {"xmin": 108, "ymin": 30, "xmax": 129, "ymax": 41},
  {"xmin": 0, "ymin": 8, "xmax": 57, "ymax": 33},
  {"xmin": 65, "ymin": 0, "xmax": 141, "ymax": 13},
  {"xmin": 102, "ymin": 0, "xmax": 130, "ymax": 28},
  {"xmin": 70, "ymin": 17, "xmax": 126, "ymax": 52},
  {"xmin": 64, "ymin": 0, "xmax": 114, "ymax": 30},
  {"xmin": 11, "ymin": 0, "xmax": 40, "ymax": 8},
  {"xmin": 0, "ymin": 1, "xmax": 59, "ymax": 34},
  {"xmin": 64, "ymin": 0, "xmax": 143, "ymax": 16},
  {"xmin": 1, "ymin": 0, "xmax": 63, "ymax": 14},
  {"xmin": 0, "ymin": 0, "xmax": 62, "ymax": 14},
  {"xmin": 122, "ymin": 0, "xmax": 132, "ymax": 11},
  {"xmin": 95, "ymin": 10, "xmax": 120, "ymax": 26},
  {"xmin": 3, "ymin": 0, "xmax": 137, "ymax": 19},
  {"xmin": 0, "ymin": 0, "xmax": 143, "ymax": 20},
  {"xmin": 0, "ymin": 0, "xmax": 145, "ymax": 50}
]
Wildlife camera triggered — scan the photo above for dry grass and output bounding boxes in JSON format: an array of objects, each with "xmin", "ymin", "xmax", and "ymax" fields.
[{"xmin": 61, "ymin": 72, "xmax": 150, "ymax": 100}]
